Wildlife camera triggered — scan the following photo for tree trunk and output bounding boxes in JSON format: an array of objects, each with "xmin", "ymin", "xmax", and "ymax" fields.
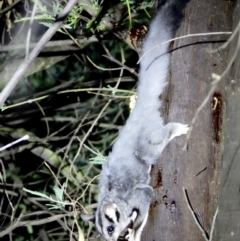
[
  {"xmin": 216, "ymin": 0, "xmax": 240, "ymax": 240},
  {"xmin": 142, "ymin": 0, "xmax": 235, "ymax": 240}
]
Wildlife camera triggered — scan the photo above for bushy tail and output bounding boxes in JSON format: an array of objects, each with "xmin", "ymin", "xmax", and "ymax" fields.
[
  {"xmin": 110, "ymin": 0, "xmax": 189, "ymax": 160},
  {"xmin": 136, "ymin": 0, "xmax": 189, "ymax": 122}
]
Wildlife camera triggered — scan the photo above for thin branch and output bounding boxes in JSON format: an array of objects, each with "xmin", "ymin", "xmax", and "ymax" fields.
[
  {"xmin": 0, "ymin": 135, "xmax": 29, "ymax": 152},
  {"xmin": 183, "ymin": 187, "xmax": 209, "ymax": 241},
  {"xmin": 0, "ymin": 0, "xmax": 80, "ymax": 107},
  {"xmin": 66, "ymin": 49, "xmax": 127, "ymax": 195},
  {"xmin": 0, "ymin": 37, "xmax": 98, "ymax": 52},
  {"xmin": 43, "ymin": 162, "xmax": 81, "ymax": 209},
  {"xmin": 183, "ymin": 30, "xmax": 240, "ymax": 150},
  {"xmin": 101, "ymin": 40, "xmax": 138, "ymax": 77},
  {"xmin": 86, "ymin": 56, "xmax": 124, "ymax": 71},
  {"xmin": 1, "ymin": 88, "xmax": 135, "ymax": 111},
  {"xmin": 103, "ymin": 55, "xmax": 138, "ymax": 76},
  {"xmin": 183, "ymin": 187, "xmax": 219, "ymax": 241},
  {"xmin": 0, "ymin": 0, "xmax": 22, "ymax": 15},
  {"xmin": 138, "ymin": 31, "xmax": 232, "ymax": 64},
  {"xmin": 211, "ymin": 20, "xmax": 240, "ymax": 53},
  {"xmin": 35, "ymin": 101, "xmax": 50, "ymax": 137},
  {"xmin": 26, "ymin": 0, "xmax": 38, "ymax": 57},
  {"xmin": 0, "ymin": 212, "xmax": 74, "ymax": 238},
  {"xmin": 209, "ymin": 207, "xmax": 219, "ymax": 241}
]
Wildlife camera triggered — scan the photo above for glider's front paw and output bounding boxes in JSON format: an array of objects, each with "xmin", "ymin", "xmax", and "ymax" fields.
[{"xmin": 167, "ymin": 123, "xmax": 189, "ymax": 140}]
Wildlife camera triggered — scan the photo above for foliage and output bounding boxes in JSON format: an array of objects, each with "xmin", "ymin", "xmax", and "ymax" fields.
[
  {"xmin": 0, "ymin": 0, "xmax": 153, "ymax": 240},
  {"xmin": 23, "ymin": 183, "xmax": 72, "ymax": 209},
  {"xmin": 15, "ymin": 0, "xmax": 87, "ymax": 33}
]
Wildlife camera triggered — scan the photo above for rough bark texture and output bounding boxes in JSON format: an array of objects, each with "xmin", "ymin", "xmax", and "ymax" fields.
[
  {"xmin": 142, "ymin": 0, "xmax": 235, "ymax": 240},
  {"xmin": 216, "ymin": 0, "xmax": 240, "ymax": 240}
]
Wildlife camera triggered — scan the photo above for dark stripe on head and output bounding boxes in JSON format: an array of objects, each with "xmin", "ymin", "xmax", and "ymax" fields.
[
  {"xmin": 105, "ymin": 214, "xmax": 114, "ymax": 223},
  {"xmin": 115, "ymin": 210, "xmax": 120, "ymax": 222}
]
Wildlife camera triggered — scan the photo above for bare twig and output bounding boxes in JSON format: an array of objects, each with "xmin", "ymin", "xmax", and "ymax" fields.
[
  {"xmin": 35, "ymin": 101, "xmax": 50, "ymax": 137},
  {"xmin": 43, "ymin": 162, "xmax": 82, "ymax": 209},
  {"xmin": 184, "ymin": 30, "xmax": 240, "ymax": 150},
  {"xmin": 100, "ymin": 40, "xmax": 138, "ymax": 76},
  {"xmin": 183, "ymin": 187, "xmax": 219, "ymax": 241},
  {"xmin": 64, "ymin": 48, "xmax": 127, "ymax": 197},
  {"xmin": 26, "ymin": 0, "xmax": 38, "ymax": 57},
  {"xmin": 0, "ymin": 0, "xmax": 22, "ymax": 15},
  {"xmin": 211, "ymin": 20, "xmax": 240, "ymax": 52},
  {"xmin": 209, "ymin": 207, "xmax": 219, "ymax": 241},
  {"xmin": 1, "ymin": 87, "xmax": 135, "ymax": 111},
  {"xmin": 0, "ymin": 212, "xmax": 75, "ymax": 238},
  {"xmin": 183, "ymin": 187, "xmax": 209, "ymax": 241},
  {"xmin": 87, "ymin": 56, "xmax": 124, "ymax": 71},
  {"xmin": 0, "ymin": 135, "xmax": 29, "ymax": 152},
  {"xmin": 138, "ymin": 31, "xmax": 232, "ymax": 64},
  {"xmin": 103, "ymin": 55, "xmax": 138, "ymax": 76},
  {"xmin": 0, "ymin": 37, "xmax": 98, "ymax": 52},
  {"xmin": 0, "ymin": 0, "xmax": 80, "ymax": 107}
]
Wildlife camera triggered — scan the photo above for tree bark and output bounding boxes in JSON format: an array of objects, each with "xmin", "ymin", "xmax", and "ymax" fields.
[
  {"xmin": 143, "ymin": 0, "xmax": 235, "ymax": 240},
  {"xmin": 216, "ymin": 0, "xmax": 240, "ymax": 240}
]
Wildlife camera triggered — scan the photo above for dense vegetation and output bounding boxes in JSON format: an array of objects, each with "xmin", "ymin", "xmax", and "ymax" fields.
[{"xmin": 0, "ymin": 1, "xmax": 154, "ymax": 240}]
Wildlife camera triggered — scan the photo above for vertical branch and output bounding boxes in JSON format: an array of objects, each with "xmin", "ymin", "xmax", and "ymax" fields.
[{"xmin": 0, "ymin": 0, "xmax": 79, "ymax": 107}]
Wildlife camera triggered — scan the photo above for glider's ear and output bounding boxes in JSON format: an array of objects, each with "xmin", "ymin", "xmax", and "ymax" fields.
[{"xmin": 81, "ymin": 213, "xmax": 95, "ymax": 223}]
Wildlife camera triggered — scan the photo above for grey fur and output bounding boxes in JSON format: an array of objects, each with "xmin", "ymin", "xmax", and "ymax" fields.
[{"xmin": 82, "ymin": 1, "xmax": 189, "ymax": 240}]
